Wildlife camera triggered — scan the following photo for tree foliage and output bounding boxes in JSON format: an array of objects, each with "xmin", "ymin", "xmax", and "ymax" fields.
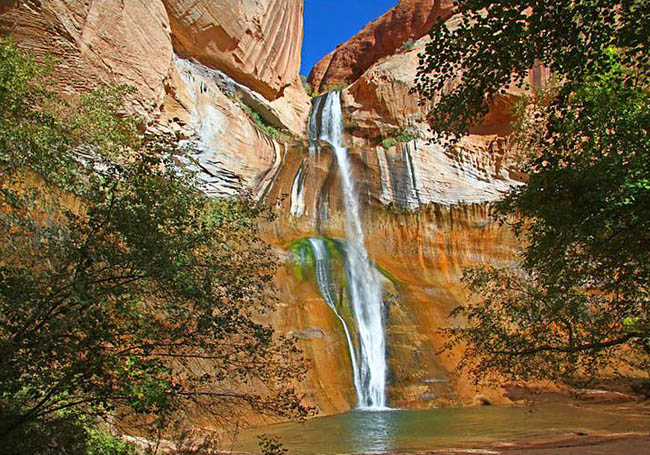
[
  {"xmin": 0, "ymin": 39, "xmax": 310, "ymax": 453},
  {"xmin": 415, "ymin": 4, "xmax": 650, "ymax": 385},
  {"xmin": 415, "ymin": 0, "xmax": 649, "ymax": 141}
]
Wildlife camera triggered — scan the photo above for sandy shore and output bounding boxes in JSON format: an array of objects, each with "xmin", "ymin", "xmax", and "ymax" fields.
[{"xmin": 420, "ymin": 433, "xmax": 650, "ymax": 455}]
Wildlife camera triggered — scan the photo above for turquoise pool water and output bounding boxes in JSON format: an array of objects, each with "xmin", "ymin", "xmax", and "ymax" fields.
[{"xmin": 233, "ymin": 403, "xmax": 649, "ymax": 454}]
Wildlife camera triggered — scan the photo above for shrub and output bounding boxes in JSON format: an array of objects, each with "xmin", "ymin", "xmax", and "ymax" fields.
[
  {"xmin": 258, "ymin": 435, "xmax": 287, "ymax": 455},
  {"xmin": 381, "ymin": 138, "xmax": 397, "ymax": 149},
  {"xmin": 87, "ymin": 429, "xmax": 138, "ymax": 455},
  {"xmin": 395, "ymin": 133, "xmax": 415, "ymax": 143},
  {"xmin": 399, "ymin": 38, "xmax": 415, "ymax": 51},
  {"xmin": 381, "ymin": 130, "xmax": 414, "ymax": 149},
  {"xmin": 240, "ymin": 103, "xmax": 292, "ymax": 141},
  {"xmin": 300, "ymin": 75, "xmax": 312, "ymax": 96}
]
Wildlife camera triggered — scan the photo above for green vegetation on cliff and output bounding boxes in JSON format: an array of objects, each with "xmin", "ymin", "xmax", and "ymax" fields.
[
  {"xmin": 240, "ymin": 103, "xmax": 293, "ymax": 142},
  {"xmin": 0, "ymin": 39, "xmax": 309, "ymax": 453}
]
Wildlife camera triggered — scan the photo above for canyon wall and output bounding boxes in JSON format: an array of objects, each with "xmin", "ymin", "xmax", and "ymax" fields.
[
  {"xmin": 163, "ymin": 0, "xmax": 304, "ymax": 101},
  {"xmin": 0, "ymin": 0, "xmax": 172, "ymax": 116},
  {"xmin": 308, "ymin": 0, "xmax": 455, "ymax": 94},
  {"xmin": 1, "ymin": 0, "xmax": 529, "ymax": 421},
  {"xmin": 263, "ymin": 1, "xmax": 526, "ymax": 412},
  {"xmin": 0, "ymin": 0, "xmax": 310, "ymax": 191}
]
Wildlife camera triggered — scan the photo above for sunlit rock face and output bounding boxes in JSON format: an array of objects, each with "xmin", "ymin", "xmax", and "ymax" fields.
[
  {"xmin": 0, "ymin": 0, "xmax": 310, "ymax": 197},
  {"xmin": 163, "ymin": 0, "xmax": 303, "ymax": 101},
  {"xmin": 341, "ymin": 29, "xmax": 524, "ymax": 208},
  {"xmin": 265, "ymin": 5, "xmax": 529, "ymax": 412},
  {"xmin": 162, "ymin": 0, "xmax": 311, "ymax": 135},
  {"xmin": 0, "ymin": 0, "xmax": 173, "ymax": 117},
  {"xmin": 160, "ymin": 57, "xmax": 287, "ymax": 198},
  {"xmin": 308, "ymin": 0, "xmax": 454, "ymax": 94}
]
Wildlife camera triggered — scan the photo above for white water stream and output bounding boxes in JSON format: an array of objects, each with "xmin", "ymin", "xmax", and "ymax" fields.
[
  {"xmin": 308, "ymin": 238, "xmax": 363, "ymax": 403},
  {"xmin": 289, "ymin": 162, "xmax": 306, "ymax": 217},
  {"xmin": 309, "ymin": 92, "xmax": 387, "ymax": 409}
]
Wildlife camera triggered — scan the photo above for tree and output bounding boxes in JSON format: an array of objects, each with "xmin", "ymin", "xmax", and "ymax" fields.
[
  {"xmin": 415, "ymin": 0, "xmax": 649, "ymax": 141},
  {"xmin": 0, "ymin": 39, "xmax": 310, "ymax": 454},
  {"xmin": 415, "ymin": 3, "xmax": 650, "ymax": 386}
]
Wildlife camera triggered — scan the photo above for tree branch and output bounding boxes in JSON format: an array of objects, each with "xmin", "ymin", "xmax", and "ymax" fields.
[{"xmin": 491, "ymin": 331, "xmax": 644, "ymax": 356}]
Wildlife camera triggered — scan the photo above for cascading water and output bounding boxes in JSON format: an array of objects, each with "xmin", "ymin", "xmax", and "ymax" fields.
[
  {"xmin": 310, "ymin": 92, "xmax": 388, "ymax": 409},
  {"xmin": 289, "ymin": 162, "xmax": 306, "ymax": 217},
  {"xmin": 308, "ymin": 238, "xmax": 363, "ymax": 403}
]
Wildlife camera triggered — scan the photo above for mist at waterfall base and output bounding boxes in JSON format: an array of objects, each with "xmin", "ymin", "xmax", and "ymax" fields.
[{"xmin": 306, "ymin": 92, "xmax": 388, "ymax": 410}]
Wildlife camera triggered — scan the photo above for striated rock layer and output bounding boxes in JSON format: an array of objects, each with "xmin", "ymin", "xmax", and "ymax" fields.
[
  {"xmin": 163, "ymin": 0, "xmax": 304, "ymax": 102},
  {"xmin": 162, "ymin": 57, "xmax": 286, "ymax": 198},
  {"xmin": 0, "ymin": 0, "xmax": 173, "ymax": 117},
  {"xmin": 161, "ymin": 0, "xmax": 313, "ymax": 135},
  {"xmin": 0, "ymin": 0, "xmax": 311, "ymax": 189},
  {"xmin": 339, "ymin": 27, "xmax": 523, "ymax": 208}
]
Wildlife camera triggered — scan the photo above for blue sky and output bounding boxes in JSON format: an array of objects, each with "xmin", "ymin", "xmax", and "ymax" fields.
[{"xmin": 300, "ymin": 0, "xmax": 398, "ymax": 76}]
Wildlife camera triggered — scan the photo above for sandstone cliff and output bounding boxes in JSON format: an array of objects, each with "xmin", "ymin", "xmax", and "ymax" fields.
[
  {"xmin": 267, "ymin": 2, "xmax": 527, "ymax": 413},
  {"xmin": 308, "ymin": 0, "xmax": 454, "ymax": 93},
  {"xmin": 340, "ymin": 30, "xmax": 523, "ymax": 208},
  {"xmin": 1, "ymin": 0, "xmax": 529, "ymax": 419},
  {"xmin": 161, "ymin": 0, "xmax": 311, "ymax": 136},
  {"xmin": 0, "ymin": 0, "xmax": 311, "ymax": 184},
  {"xmin": 163, "ymin": 0, "xmax": 304, "ymax": 102},
  {"xmin": 0, "ymin": 0, "xmax": 172, "ymax": 116}
]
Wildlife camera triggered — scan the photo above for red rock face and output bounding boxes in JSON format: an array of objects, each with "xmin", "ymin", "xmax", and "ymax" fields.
[{"xmin": 307, "ymin": 0, "xmax": 454, "ymax": 93}]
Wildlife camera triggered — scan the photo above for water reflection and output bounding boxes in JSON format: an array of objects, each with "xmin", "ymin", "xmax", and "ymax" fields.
[{"xmin": 346, "ymin": 410, "xmax": 398, "ymax": 453}]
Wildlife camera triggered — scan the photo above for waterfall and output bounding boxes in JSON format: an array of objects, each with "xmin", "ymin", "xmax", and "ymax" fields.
[
  {"xmin": 308, "ymin": 238, "xmax": 363, "ymax": 403},
  {"xmin": 290, "ymin": 162, "xmax": 306, "ymax": 217},
  {"xmin": 310, "ymin": 92, "xmax": 388, "ymax": 409}
]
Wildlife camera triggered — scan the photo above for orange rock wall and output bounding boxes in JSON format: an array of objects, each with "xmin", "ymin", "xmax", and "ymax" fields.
[
  {"xmin": 269, "ymin": 2, "xmax": 529, "ymax": 412},
  {"xmin": 0, "ymin": 0, "xmax": 172, "ymax": 116},
  {"xmin": 264, "ymin": 177, "xmax": 520, "ymax": 411}
]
